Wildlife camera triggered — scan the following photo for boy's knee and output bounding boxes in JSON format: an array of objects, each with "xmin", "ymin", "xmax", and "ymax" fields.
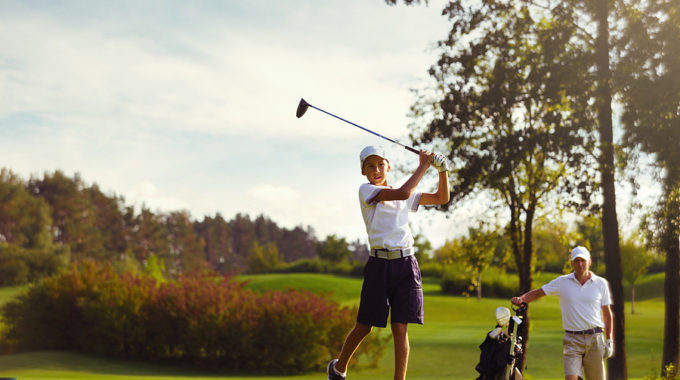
[{"xmin": 355, "ymin": 322, "xmax": 373, "ymax": 335}]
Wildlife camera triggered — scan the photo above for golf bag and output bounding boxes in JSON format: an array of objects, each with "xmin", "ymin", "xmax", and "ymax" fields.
[{"xmin": 475, "ymin": 303, "xmax": 528, "ymax": 380}]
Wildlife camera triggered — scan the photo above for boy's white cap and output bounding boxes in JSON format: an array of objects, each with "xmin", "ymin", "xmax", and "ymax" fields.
[
  {"xmin": 360, "ymin": 145, "xmax": 388, "ymax": 168},
  {"xmin": 570, "ymin": 246, "xmax": 591, "ymax": 261}
]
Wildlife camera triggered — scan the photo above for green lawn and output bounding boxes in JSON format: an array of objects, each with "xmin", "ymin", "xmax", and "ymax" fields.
[{"xmin": 0, "ymin": 274, "xmax": 665, "ymax": 379}]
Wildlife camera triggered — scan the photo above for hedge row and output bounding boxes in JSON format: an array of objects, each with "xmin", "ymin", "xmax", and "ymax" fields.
[
  {"xmin": 440, "ymin": 266, "xmax": 520, "ymax": 298},
  {"xmin": 0, "ymin": 260, "xmax": 387, "ymax": 373}
]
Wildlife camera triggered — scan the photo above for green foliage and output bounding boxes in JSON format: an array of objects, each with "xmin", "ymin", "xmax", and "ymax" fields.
[
  {"xmin": 143, "ymin": 254, "xmax": 165, "ymax": 283},
  {"xmin": 247, "ymin": 241, "xmax": 283, "ymax": 274},
  {"xmin": 0, "ymin": 243, "xmax": 68, "ymax": 286},
  {"xmin": 316, "ymin": 234, "xmax": 351, "ymax": 264},
  {"xmin": 645, "ymin": 364, "xmax": 679, "ymax": 380},
  {"xmin": 0, "ymin": 261, "xmax": 386, "ymax": 374},
  {"xmin": 440, "ymin": 265, "xmax": 520, "ymax": 299},
  {"xmin": 0, "ymin": 168, "xmax": 54, "ymax": 250},
  {"xmin": 621, "ymin": 241, "xmax": 654, "ymax": 286}
]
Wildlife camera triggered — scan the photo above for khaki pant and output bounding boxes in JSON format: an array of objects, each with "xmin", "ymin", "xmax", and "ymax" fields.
[{"xmin": 563, "ymin": 332, "xmax": 606, "ymax": 380}]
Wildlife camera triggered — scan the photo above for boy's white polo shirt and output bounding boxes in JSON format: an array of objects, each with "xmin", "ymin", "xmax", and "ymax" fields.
[
  {"xmin": 541, "ymin": 272, "xmax": 612, "ymax": 331},
  {"xmin": 358, "ymin": 183, "xmax": 421, "ymax": 250}
]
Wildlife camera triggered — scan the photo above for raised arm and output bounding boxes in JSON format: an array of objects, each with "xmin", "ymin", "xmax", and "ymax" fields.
[
  {"xmin": 419, "ymin": 170, "xmax": 450, "ymax": 205},
  {"xmin": 370, "ymin": 150, "xmax": 434, "ymax": 203}
]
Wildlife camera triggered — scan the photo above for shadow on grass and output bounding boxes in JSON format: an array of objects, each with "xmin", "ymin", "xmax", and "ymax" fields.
[{"xmin": 0, "ymin": 351, "xmax": 296, "ymax": 378}]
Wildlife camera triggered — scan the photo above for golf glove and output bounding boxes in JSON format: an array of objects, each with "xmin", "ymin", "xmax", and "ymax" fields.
[
  {"xmin": 432, "ymin": 153, "xmax": 450, "ymax": 172},
  {"xmin": 604, "ymin": 339, "xmax": 614, "ymax": 359}
]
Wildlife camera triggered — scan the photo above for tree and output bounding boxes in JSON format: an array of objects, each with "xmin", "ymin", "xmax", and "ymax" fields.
[
  {"xmin": 620, "ymin": 241, "xmax": 653, "ymax": 314},
  {"xmin": 28, "ymin": 170, "xmax": 102, "ymax": 257},
  {"xmin": 316, "ymin": 234, "xmax": 351, "ymax": 264},
  {"xmin": 86, "ymin": 184, "xmax": 127, "ymax": 260},
  {"xmin": 588, "ymin": 0, "xmax": 628, "ymax": 375},
  {"xmin": 390, "ymin": 0, "xmax": 600, "ymax": 371},
  {"xmin": 124, "ymin": 206, "xmax": 170, "ymax": 267},
  {"xmin": 532, "ymin": 218, "xmax": 573, "ymax": 273},
  {"xmin": 247, "ymin": 241, "xmax": 282, "ymax": 274},
  {"xmin": 0, "ymin": 168, "xmax": 53, "ymax": 249},
  {"xmin": 617, "ymin": 0, "xmax": 680, "ymax": 373},
  {"xmin": 576, "ymin": 215, "xmax": 605, "ymax": 269},
  {"xmin": 460, "ymin": 223, "xmax": 498, "ymax": 301},
  {"xmin": 194, "ymin": 213, "xmax": 233, "ymax": 273},
  {"xmin": 165, "ymin": 210, "xmax": 206, "ymax": 274},
  {"xmin": 412, "ymin": 231, "xmax": 433, "ymax": 264}
]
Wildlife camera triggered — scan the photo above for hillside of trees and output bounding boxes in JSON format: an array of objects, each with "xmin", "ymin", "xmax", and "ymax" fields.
[{"xmin": 0, "ymin": 168, "xmax": 368, "ymax": 285}]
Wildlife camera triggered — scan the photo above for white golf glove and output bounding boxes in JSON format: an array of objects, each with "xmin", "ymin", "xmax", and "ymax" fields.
[
  {"xmin": 604, "ymin": 339, "xmax": 614, "ymax": 359},
  {"xmin": 431, "ymin": 153, "xmax": 450, "ymax": 172}
]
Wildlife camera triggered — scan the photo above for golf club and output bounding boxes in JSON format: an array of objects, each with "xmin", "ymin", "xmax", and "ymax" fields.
[{"xmin": 296, "ymin": 98, "xmax": 419, "ymax": 154}]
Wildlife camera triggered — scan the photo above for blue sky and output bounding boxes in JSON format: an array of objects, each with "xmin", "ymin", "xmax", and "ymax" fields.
[{"xmin": 1, "ymin": 0, "xmax": 478, "ymax": 247}]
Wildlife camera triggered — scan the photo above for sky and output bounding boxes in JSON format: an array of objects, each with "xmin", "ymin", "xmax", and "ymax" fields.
[
  {"xmin": 0, "ymin": 1, "xmax": 659, "ymax": 250},
  {"xmin": 1, "ymin": 0, "xmax": 478, "ymax": 247}
]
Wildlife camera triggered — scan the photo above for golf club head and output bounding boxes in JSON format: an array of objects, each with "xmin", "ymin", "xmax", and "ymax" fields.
[
  {"xmin": 296, "ymin": 98, "xmax": 310, "ymax": 118},
  {"xmin": 495, "ymin": 306, "xmax": 511, "ymax": 327}
]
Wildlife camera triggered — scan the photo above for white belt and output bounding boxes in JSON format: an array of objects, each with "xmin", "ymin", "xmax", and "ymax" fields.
[{"xmin": 370, "ymin": 247, "xmax": 414, "ymax": 260}]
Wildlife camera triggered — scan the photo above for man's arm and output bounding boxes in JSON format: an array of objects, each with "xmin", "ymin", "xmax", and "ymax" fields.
[
  {"xmin": 511, "ymin": 288, "xmax": 546, "ymax": 305},
  {"xmin": 602, "ymin": 304, "xmax": 613, "ymax": 341}
]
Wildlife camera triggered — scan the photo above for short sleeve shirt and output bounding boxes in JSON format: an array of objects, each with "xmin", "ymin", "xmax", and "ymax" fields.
[
  {"xmin": 541, "ymin": 272, "xmax": 612, "ymax": 331},
  {"xmin": 358, "ymin": 183, "xmax": 421, "ymax": 250}
]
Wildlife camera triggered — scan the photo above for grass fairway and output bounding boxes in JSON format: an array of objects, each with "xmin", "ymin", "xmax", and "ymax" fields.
[{"xmin": 0, "ymin": 274, "xmax": 664, "ymax": 379}]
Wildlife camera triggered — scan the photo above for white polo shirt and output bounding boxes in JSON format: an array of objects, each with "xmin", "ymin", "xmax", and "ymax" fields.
[
  {"xmin": 541, "ymin": 272, "xmax": 612, "ymax": 331},
  {"xmin": 358, "ymin": 183, "xmax": 421, "ymax": 250}
]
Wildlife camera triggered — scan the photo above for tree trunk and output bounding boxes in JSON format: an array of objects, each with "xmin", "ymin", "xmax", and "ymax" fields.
[
  {"xmin": 630, "ymin": 286, "xmax": 635, "ymax": 315},
  {"xmin": 661, "ymin": 172, "xmax": 680, "ymax": 378},
  {"xmin": 594, "ymin": 0, "xmax": 627, "ymax": 378},
  {"xmin": 477, "ymin": 272, "xmax": 482, "ymax": 301}
]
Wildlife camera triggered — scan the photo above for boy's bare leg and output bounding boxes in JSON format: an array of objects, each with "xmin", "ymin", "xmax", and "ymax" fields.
[
  {"xmin": 391, "ymin": 322, "xmax": 410, "ymax": 380},
  {"xmin": 335, "ymin": 322, "xmax": 373, "ymax": 373}
]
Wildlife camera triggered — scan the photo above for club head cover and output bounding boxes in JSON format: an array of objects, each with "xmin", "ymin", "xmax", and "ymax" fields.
[{"xmin": 495, "ymin": 306, "xmax": 511, "ymax": 327}]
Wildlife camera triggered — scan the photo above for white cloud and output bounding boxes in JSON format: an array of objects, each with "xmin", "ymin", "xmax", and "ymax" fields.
[{"xmin": 0, "ymin": 0, "xmax": 474, "ymax": 248}]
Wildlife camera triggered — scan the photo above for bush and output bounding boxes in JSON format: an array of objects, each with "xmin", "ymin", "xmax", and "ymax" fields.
[
  {"xmin": 0, "ymin": 260, "xmax": 387, "ymax": 373},
  {"xmin": 0, "ymin": 259, "xmax": 29, "ymax": 285},
  {"xmin": 0, "ymin": 243, "xmax": 68, "ymax": 286},
  {"xmin": 440, "ymin": 266, "xmax": 519, "ymax": 298}
]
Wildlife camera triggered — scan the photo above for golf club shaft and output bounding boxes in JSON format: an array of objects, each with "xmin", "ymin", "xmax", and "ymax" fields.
[{"xmin": 307, "ymin": 103, "xmax": 419, "ymax": 155}]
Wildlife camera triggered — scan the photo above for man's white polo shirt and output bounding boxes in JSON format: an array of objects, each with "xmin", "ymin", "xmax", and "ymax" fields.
[
  {"xmin": 358, "ymin": 183, "xmax": 421, "ymax": 250},
  {"xmin": 541, "ymin": 272, "xmax": 612, "ymax": 331}
]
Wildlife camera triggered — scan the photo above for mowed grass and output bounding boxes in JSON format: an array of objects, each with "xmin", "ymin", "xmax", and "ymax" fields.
[{"xmin": 0, "ymin": 273, "xmax": 665, "ymax": 380}]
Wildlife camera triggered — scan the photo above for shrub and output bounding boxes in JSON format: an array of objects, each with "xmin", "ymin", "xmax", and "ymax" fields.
[
  {"xmin": 0, "ymin": 243, "xmax": 67, "ymax": 285},
  {"xmin": 440, "ymin": 266, "xmax": 519, "ymax": 298},
  {"xmin": 0, "ymin": 259, "xmax": 29, "ymax": 285},
  {"xmin": 0, "ymin": 260, "xmax": 387, "ymax": 374}
]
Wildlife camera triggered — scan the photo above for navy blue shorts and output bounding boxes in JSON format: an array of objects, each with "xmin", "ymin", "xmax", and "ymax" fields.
[{"xmin": 356, "ymin": 255, "xmax": 424, "ymax": 327}]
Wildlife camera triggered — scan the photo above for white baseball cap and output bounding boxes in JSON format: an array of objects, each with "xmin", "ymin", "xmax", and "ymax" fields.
[
  {"xmin": 570, "ymin": 246, "xmax": 591, "ymax": 261},
  {"xmin": 360, "ymin": 145, "xmax": 388, "ymax": 169}
]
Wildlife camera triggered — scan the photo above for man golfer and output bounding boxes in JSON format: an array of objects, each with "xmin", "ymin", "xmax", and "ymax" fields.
[
  {"xmin": 327, "ymin": 146, "xmax": 450, "ymax": 380},
  {"xmin": 511, "ymin": 246, "xmax": 614, "ymax": 380}
]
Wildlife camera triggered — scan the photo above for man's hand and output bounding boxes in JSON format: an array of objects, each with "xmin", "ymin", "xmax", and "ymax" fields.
[
  {"xmin": 431, "ymin": 153, "xmax": 450, "ymax": 172},
  {"xmin": 604, "ymin": 339, "xmax": 614, "ymax": 359},
  {"xmin": 511, "ymin": 296, "xmax": 523, "ymax": 306}
]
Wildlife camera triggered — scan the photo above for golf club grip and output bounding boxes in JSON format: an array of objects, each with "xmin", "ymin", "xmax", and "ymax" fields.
[{"xmin": 405, "ymin": 146, "xmax": 419, "ymax": 154}]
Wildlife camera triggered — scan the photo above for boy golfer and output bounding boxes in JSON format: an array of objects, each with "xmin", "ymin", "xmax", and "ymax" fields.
[{"xmin": 327, "ymin": 145, "xmax": 450, "ymax": 380}]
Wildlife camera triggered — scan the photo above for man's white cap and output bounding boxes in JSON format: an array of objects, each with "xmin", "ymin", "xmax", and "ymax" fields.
[
  {"xmin": 360, "ymin": 145, "xmax": 388, "ymax": 169},
  {"xmin": 571, "ymin": 246, "xmax": 591, "ymax": 261}
]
